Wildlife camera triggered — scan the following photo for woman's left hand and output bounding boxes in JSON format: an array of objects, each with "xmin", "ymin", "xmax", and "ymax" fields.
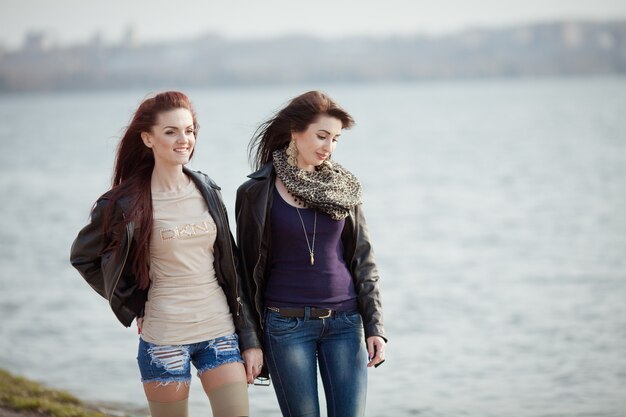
[
  {"xmin": 241, "ymin": 347, "xmax": 264, "ymax": 384},
  {"xmin": 366, "ymin": 336, "xmax": 386, "ymax": 368}
]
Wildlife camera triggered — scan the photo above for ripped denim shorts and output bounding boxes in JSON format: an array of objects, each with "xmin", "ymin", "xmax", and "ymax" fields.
[{"xmin": 137, "ymin": 333, "xmax": 243, "ymax": 385}]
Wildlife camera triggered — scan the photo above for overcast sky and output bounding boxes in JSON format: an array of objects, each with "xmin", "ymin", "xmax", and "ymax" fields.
[{"xmin": 2, "ymin": 0, "xmax": 626, "ymax": 49}]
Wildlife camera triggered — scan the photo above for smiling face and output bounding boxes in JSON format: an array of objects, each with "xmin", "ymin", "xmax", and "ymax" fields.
[
  {"xmin": 140, "ymin": 108, "xmax": 196, "ymax": 169},
  {"xmin": 292, "ymin": 115, "xmax": 343, "ymax": 171}
]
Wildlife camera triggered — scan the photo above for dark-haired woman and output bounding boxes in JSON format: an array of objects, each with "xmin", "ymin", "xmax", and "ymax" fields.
[
  {"xmin": 70, "ymin": 91, "xmax": 262, "ymax": 417},
  {"xmin": 235, "ymin": 91, "xmax": 387, "ymax": 417}
]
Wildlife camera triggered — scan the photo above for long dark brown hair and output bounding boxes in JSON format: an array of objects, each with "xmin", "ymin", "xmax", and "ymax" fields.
[
  {"xmin": 248, "ymin": 90, "xmax": 355, "ymax": 170},
  {"xmin": 104, "ymin": 91, "xmax": 199, "ymax": 289}
]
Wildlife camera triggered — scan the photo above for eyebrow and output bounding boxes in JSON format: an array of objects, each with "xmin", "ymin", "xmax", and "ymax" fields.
[
  {"xmin": 162, "ymin": 125, "xmax": 194, "ymax": 130},
  {"xmin": 317, "ymin": 129, "xmax": 340, "ymax": 136}
]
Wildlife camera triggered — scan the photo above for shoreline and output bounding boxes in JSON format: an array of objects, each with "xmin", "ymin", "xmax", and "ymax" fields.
[
  {"xmin": 0, "ymin": 407, "xmax": 41, "ymax": 417},
  {"xmin": 0, "ymin": 368, "xmax": 142, "ymax": 417}
]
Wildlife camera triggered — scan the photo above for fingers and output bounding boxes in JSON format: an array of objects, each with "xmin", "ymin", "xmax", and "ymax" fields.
[
  {"xmin": 241, "ymin": 347, "xmax": 264, "ymax": 384},
  {"xmin": 246, "ymin": 363, "xmax": 263, "ymax": 384},
  {"xmin": 366, "ymin": 336, "xmax": 386, "ymax": 368},
  {"xmin": 244, "ymin": 362, "xmax": 256, "ymax": 384},
  {"xmin": 243, "ymin": 359, "xmax": 260, "ymax": 384}
]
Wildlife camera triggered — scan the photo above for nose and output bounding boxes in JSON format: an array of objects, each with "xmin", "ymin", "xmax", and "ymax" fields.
[{"xmin": 322, "ymin": 138, "xmax": 333, "ymax": 152}]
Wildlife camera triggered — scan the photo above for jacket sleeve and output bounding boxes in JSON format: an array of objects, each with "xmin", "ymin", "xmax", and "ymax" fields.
[
  {"xmin": 215, "ymin": 187, "xmax": 262, "ymax": 351},
  {"xmin": 231, "ymin": 231, "xmax": 263, "ymax": 351},
  {"xmin": 348, "ymin": 204, "xmax": 387, "ymax": 342},
  {"xmin": 69, "ymin": 199, "xmax": 111, "ymax": 298},
  {"xmin": 234, "ymin": 183, "xmax": 265, "ymax": 345}
]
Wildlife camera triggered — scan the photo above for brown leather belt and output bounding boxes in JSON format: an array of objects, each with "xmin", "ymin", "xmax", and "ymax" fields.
[{"xmin": 267, "ymin": 306, "xmax": 336, "ymax": 319}]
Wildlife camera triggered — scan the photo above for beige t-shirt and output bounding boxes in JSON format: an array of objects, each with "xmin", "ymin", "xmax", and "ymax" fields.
[{"xmin": 141, "ymin": 180, "xmax": 235, "ymax": 345}]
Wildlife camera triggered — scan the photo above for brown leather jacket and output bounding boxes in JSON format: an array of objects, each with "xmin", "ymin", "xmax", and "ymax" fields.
[
  {"xmin": 235, "ymin": 163, "xmax": 387, "ymax": 341},
  {"xmin": 70, "ymin": 168, "xmax": 262, "ymax": 351}
]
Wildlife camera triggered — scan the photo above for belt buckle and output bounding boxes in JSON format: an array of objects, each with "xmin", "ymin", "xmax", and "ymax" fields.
[{"xmin": 318, "ymin": 309, "xmax": 332, "ymax": 319}]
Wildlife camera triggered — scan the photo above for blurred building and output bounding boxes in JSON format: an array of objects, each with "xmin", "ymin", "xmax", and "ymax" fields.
[{"xmin": 22, "ymin": 31, "xmax": 56, "ymax": 53}]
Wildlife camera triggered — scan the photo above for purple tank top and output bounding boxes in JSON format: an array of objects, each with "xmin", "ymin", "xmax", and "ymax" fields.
[{"xmin": 264, "ymin": 188, "xmax": 358, "ymax": 311}]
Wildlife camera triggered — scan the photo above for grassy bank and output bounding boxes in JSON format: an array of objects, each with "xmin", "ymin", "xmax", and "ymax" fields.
[{"xmin": 0, "ymin": 369, "xmax": 128, "ymax": 417}]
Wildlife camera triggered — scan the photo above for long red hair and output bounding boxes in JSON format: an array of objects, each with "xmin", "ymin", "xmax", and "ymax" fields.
[{"xmin": 104, "ymin": 91, "xmax": 199, "ymax": 289}]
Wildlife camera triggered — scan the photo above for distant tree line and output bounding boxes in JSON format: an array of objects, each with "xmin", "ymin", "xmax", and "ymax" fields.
[{"xmin": 1, "ymin": 20, "xmax": 625, "ymax": 92}]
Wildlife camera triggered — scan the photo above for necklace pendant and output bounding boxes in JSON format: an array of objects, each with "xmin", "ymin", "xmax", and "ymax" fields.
[{"xmin": 310, "ymin": 254, "xmax": 315, "ymax": 265}]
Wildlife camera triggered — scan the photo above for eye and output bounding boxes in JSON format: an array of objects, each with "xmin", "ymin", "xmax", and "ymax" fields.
[
  {"xmin": 317, "ymin": 134, "xmax": 327, "ymax": 140},
  {"xmin": 165, "ymin": 130, "xmax": 175, "ymax": 135},
  {"xmin": 186, "ymin": 129, "xmax": 195, "ymax": 135}
]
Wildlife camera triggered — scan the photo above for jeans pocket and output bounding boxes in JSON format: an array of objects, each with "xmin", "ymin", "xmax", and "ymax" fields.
[
  {"xmin": 265, "ymin": 312, "xmax": 302, "ymax": 334},
  {"xmin": 339, "ymin": 311, "xmax": 363, "ymax": 328}
]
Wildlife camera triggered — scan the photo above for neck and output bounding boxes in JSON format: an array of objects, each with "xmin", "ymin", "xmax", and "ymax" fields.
[
  {"xmin": 297, "ymin": 159, "xmax": 315, "ymax": 172},
  {"xmin": 296, "ymin": 155, "xmax": 315, "ymax": 172},
  {"xmin": 151, "ymin": 164, "xmax": 188, "ymax": 192}
]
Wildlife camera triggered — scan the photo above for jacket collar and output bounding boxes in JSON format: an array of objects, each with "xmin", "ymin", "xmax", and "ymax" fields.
[
  {"xmin": 248, "ymin": 162, "xmax": 274, "ymax": 180},
  {"xmin": 185, "ymin": 166, "xmax": 221, "ymax": 190}
]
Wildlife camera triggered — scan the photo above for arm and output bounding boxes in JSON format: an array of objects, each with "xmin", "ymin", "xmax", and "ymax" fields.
[
  {"xmin": 349, "ymin": 204, "xmax": 388, "ymax": 367},
  {"xmin": 231, "ymin": 229, "xmax": 263, "ymax": 351},
  {"xmin": 234, "ymin": 183, "xmax": 264, "ymax": 332},
  {"xmin": 235, "ymin": 184, "xmax": 269, "ymax": 381},
  {"xmin": 69, "ymin": 199, "xmax": 111, "ymax": 298},
  {"xmin": 348, "ymin": 204, "xmax": 387, "ymax": 342},
  {"xmin": 213, "ymin": 186, "xmax": 262, "ymax": 351}
]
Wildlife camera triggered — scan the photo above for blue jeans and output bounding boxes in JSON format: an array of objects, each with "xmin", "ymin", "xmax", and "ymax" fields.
[{"xmin": 264, "ymin": 308, "xmax": 368, "ymax": 417}]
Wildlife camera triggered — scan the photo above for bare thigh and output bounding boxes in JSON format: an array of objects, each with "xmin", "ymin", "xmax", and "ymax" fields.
[
  {"xmin": 143, "ymin": 381, "xmax": 190, "ymax": 403},
  {"xmin": 199, "ymin": 361, "xmax": 247, "ymax": 393}
]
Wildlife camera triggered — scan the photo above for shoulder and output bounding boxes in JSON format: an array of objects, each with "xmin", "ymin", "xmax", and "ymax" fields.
[
  {"xmin": 93, "ymin": 188, "xmax": 135, "ymax": 219},
  {"xmin": 96, "ymin": 188, "xmax": 115, "ymax": 203},
  {"xmin": 237, "ymin": 163, "xmax": 273, "ymax": 194},
  {"xmin": 237, "ymin": 162, "xmax": 276, "ymax": 196},
  {"xmin": 93, "ymin": 189, "xmax": 116, "ymax": 213},
  {"xmin": 185, "ymin": 168, "xmax": 221, "ymax": 191},
  {"xmin": 237, "ymin": 177, "xmax": 262, "ymax": 194}
]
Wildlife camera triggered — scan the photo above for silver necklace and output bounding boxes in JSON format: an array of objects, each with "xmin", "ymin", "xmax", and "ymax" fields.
[{"xmin": 295, "ymin": 208, "xmax": 317, "ymax": 265}]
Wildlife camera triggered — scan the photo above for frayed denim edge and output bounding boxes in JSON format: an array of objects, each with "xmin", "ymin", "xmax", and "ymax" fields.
[
  {"xmin": 140, "ymin": 376, "xmax": 191, "ymax": 390},
  {"xmin": 196, "ymin": 357, "xmax": 244, "ymax": 377}
]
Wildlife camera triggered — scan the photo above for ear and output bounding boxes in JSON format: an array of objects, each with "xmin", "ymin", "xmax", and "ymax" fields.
[{"xmin": 140, "ymin": 132, "xmax": 153, "ymax": 148}]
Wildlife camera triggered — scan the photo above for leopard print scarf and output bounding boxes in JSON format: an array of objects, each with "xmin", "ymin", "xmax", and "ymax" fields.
[{"xmin": 272, "ymin": 149, "xmax": 362, "ymax": 220}]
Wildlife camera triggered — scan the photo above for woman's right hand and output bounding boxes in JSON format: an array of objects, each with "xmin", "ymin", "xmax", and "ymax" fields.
[{"xmin": 241, "ymin": 347, "xmax": 264, "ymax": 384}]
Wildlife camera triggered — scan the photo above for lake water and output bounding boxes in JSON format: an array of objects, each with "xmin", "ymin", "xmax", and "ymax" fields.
[{"xmin": 0, "ymin": 78, "xmax": 625, "ymax": 417}]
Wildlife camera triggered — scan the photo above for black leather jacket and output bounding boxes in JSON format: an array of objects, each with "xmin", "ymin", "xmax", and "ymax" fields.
[
  {"xmin": 70, "ymin": 168, "xmax": 261, "ymax": 351},
  {"xmin": 235, "ymin": 163, "xmax": 387, "ymax": 341}
]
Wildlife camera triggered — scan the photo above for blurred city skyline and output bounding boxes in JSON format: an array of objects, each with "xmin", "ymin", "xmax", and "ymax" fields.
[
  {"xmin": 2, "ymin": 19, "xmax": 624, "ymax": 92},
  {"xmin": 2, "ymin": 0, "xmax": 626, "ymax": 50}
]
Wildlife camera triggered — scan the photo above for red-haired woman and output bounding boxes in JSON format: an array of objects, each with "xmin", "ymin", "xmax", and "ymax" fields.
[{"xmin": 70, "ymin": 91, "xmax": 262, "ymax": 417}]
